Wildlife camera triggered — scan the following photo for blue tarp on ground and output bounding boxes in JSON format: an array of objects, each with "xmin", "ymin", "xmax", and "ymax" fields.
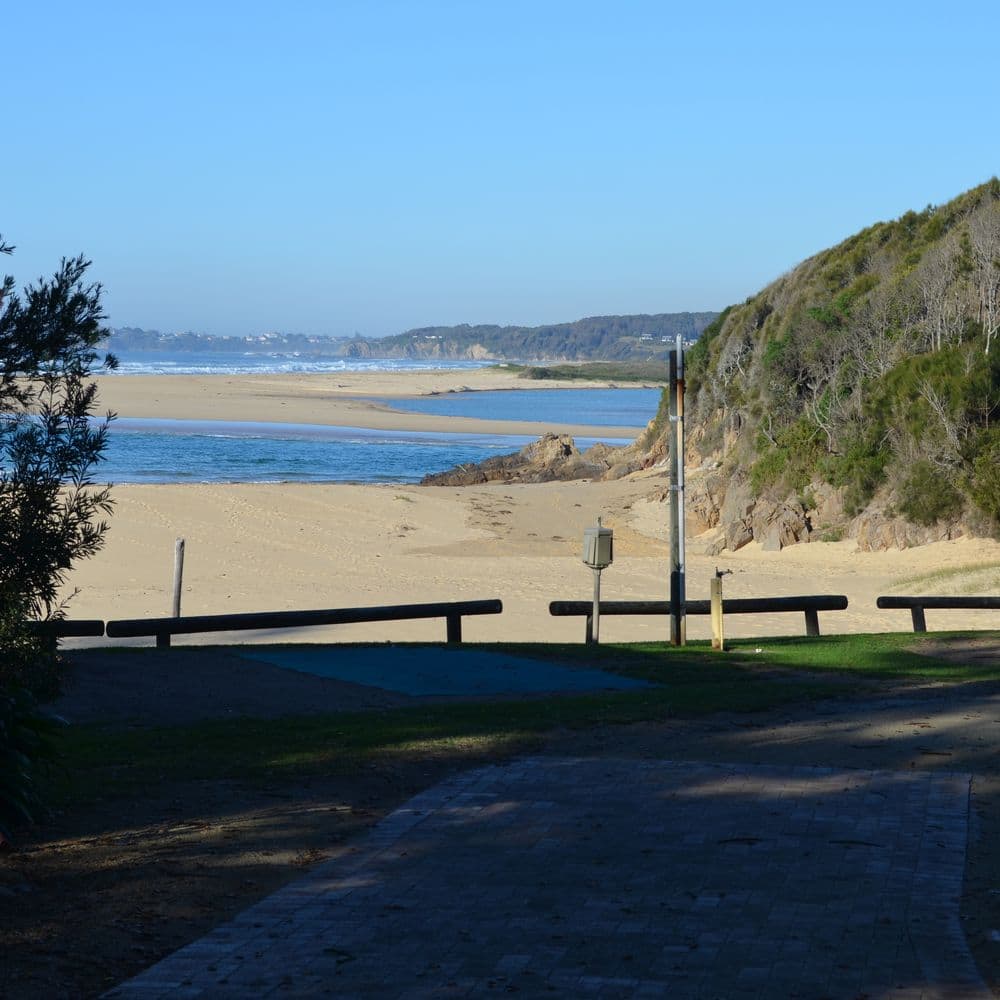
[{"xmin": 241, "ymin": 646, "xmax": 651, "ymax": 697}]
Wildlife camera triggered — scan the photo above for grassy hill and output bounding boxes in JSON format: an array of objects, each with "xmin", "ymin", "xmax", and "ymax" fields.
[{"xmin": 650, "ymin": 179, "xmax": 1000, "ymax": 548}]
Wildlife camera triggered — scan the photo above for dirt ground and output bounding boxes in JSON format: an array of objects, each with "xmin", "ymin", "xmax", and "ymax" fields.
[{"xmin": 2, "ymin": 642, "xmax": 1000, "ymax": 998}]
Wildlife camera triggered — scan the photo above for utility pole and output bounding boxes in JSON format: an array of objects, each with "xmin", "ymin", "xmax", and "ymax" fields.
[{"xmin": 668, "ymin": 335, "xmax": 686, "ymax": 645}]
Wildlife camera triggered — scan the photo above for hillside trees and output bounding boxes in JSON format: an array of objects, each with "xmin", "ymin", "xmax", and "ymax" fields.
[
  {"xmin": 686, "ymin": 179, "xmax": 1000, "ymax": 536},
  {"xmin": 968, "ymin": 203, "xmax": 1000, "ymax": 354}
]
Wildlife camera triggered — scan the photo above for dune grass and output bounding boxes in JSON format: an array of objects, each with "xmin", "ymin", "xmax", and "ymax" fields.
[{"xmin": 890, "ymin": 561, "xmax": 1000, "ymax": 595}]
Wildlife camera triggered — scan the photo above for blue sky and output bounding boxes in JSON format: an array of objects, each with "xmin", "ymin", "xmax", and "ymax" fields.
[{"xmin": 5, "ymin": 1, "xmax": 998, "ymax": 338}]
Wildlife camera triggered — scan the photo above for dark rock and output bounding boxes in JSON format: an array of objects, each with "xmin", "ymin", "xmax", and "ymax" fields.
[
  {"xmin": 421, "ymin": 433, "xmax": 614, "ymax": 486},
  {"xmin": 753, "ymin": 499, "xmax": 810, "ymax": 551},
  {"xmin": 725, "ymin": 519, "xmax": 753, "ymax": 552}
]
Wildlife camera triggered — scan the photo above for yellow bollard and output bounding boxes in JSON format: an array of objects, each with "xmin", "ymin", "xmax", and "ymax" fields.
[{"xmin": 711, "ymin": 567, "xmax": 731, "ymax": 651}]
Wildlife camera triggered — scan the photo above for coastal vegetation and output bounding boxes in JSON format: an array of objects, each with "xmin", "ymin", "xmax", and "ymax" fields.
[
  {"xmin": 510, "ymin": 360, "xmax": 670, "ymax": 382},
  {"xmin": 643, "ymin": 180, "xmax": 1000, "ymax": 548},
  {"xmin": 0, "ymin": 234, "xmax": 115, "ymax": 835}
]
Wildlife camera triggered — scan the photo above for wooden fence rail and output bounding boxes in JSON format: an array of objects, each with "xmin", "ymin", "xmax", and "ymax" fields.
[
  {"xmin": 876, "ymin": 595, "xmax": 1000, "ymax": 633},
  {"xmin": 22, "ymin": 620, "xmax": 106, "ymax": 638},
  {"xmin": 105, "ymin": 599, "xmax": 504, "ymax": 648},
  {"xmin": 549, "ymin": 595, "xmax": 849, "ymax": 644}
]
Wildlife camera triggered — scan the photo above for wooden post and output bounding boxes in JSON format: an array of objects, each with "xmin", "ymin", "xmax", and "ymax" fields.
[
  {"xmin": 910, "ymin": 606, "xmax": 927, "ymax": 633},
  {"xmin": 710, "ymin": 576, "xmax": 724, "ymax": 651},
  {"xmin": 804, "ymin": 608, "xmax": 821, "ymax": 637},
  {"xmin": 172, "ymin": 538, "xmax": 185, "ymax": 618}
]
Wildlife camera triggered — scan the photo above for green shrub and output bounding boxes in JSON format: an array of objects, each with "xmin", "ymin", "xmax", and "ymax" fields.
[
  {"xmin": 822, "ymin": 426, "xmax": 889, "ymax": 516},
  {"xmin": 0, "ymin": 603, "xmax": 64, "ymax": 839},
  {"xmin": 968, "ymin": 432, "xmax": 1000, "ymax": 525},
  {"xmin": 750, "ymin": 419, "xmax": 824, "ymax": 497},
  {"xmin": 0, "ymin": 595, "xmax": 63, "ymax": 701},
  {"xmin": 0, "ymin": 683, "xmax": 61, "ymax": 839},
  {"xmin": 897, "ymin": 460, "xmax": 964, "ymax": 526},
  {"xmin": 750, "ymin": 448, "xmax": 788, "ymax": 495}
]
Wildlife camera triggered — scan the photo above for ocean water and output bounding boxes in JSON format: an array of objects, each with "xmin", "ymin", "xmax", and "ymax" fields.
[
  {"xmin": 111, "ymin": 350, "xmax": 494, "ymax": 376},
  {"xmin": 103, "ymin": 419, "xmax": 633, "ymax": 484}
]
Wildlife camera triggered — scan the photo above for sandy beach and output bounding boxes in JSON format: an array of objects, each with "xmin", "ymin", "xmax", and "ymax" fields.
[
  {"xmin": 93, "ymin": 369, "xmax": 652, "ymax": 438},
  {"xmin": 61, "ymin": 371, "xmax": 1000, "ymax": 645}
]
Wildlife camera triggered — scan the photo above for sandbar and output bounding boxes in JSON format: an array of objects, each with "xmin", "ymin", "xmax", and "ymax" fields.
[{"xmin": 94, "ymin": 369, "xmax": 655, "ymax": 438}]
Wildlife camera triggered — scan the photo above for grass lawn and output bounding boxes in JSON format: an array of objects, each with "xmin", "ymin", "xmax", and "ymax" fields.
[{"xmin": 48, "ymin": 631, "xmax": 999, "ymax": 811}]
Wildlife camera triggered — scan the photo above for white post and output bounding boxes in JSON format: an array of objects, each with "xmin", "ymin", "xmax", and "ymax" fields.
[{"xmin": 172, "ymin": 538, "xmax": 185, "ymax": 618}]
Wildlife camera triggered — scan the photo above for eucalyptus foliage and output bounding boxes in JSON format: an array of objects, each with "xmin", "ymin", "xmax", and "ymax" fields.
[
  {"xmin": 687, "ymin": 179, "xmax": 1000, "ymax": 530},
  {"xmin": 0, "ymin": 235, "xmax": 113, "ymax": 835},
  {"xmin": 0, "ymin": 236, "xmax": 116, "ymax": 621}
]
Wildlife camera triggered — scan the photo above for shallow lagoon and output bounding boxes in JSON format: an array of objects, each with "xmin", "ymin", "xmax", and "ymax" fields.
[{"xmin": 103, "ymin": 418, "xmax": 634, "ymax": 484}]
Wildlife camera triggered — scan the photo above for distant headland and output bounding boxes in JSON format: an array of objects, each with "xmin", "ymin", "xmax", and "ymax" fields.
[{"xmin": 106, "ymin": 311, "xmax": 718, "ymax": 363}]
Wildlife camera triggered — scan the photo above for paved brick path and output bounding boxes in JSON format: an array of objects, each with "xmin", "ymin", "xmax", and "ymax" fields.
[{"xmin": 105, "ymin": 758, "xmax": 987, "ymax": 999}]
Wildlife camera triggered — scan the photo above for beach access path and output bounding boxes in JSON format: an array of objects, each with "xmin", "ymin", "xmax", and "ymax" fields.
[{"xmin": 8, "ymin": 645, "xmax": 991, "ymax": 999}]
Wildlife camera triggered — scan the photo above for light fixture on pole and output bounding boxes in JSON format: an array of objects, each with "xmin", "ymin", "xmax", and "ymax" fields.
[{"xmin": 582, "ymin": 517, "xmax": 613, "ymax": 644}]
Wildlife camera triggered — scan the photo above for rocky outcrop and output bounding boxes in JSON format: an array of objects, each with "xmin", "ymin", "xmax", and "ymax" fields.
[
  {"xmin": 809, "ymin": 483, "xmax": 847, "ymax": 526},
  {"xmin": 850, "ymin": 509, "xmax": 965, "ymax": 551},
  {"xmin": 692, "ymin": 473, "xmax": 813, "ymax": 554},
  {"xmin": 421, "ymin": 433, "xmax": 618, "ymax": 486},
  {"xmin": 687, "ymin": 474, "xmax": 724, "ymax": 534},
  {"xmin": 752, "ymin": 498, "xmax": 812, "ymax": 551}
]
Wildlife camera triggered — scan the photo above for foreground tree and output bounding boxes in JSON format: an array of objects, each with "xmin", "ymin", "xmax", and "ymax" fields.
[
  {"xmin": 0, "ymin": 235, "xmax": 115, "ymax": 837},
  {"xmin": 0, "ymin": 236, "xmax": 116, "ymax": 625}
]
